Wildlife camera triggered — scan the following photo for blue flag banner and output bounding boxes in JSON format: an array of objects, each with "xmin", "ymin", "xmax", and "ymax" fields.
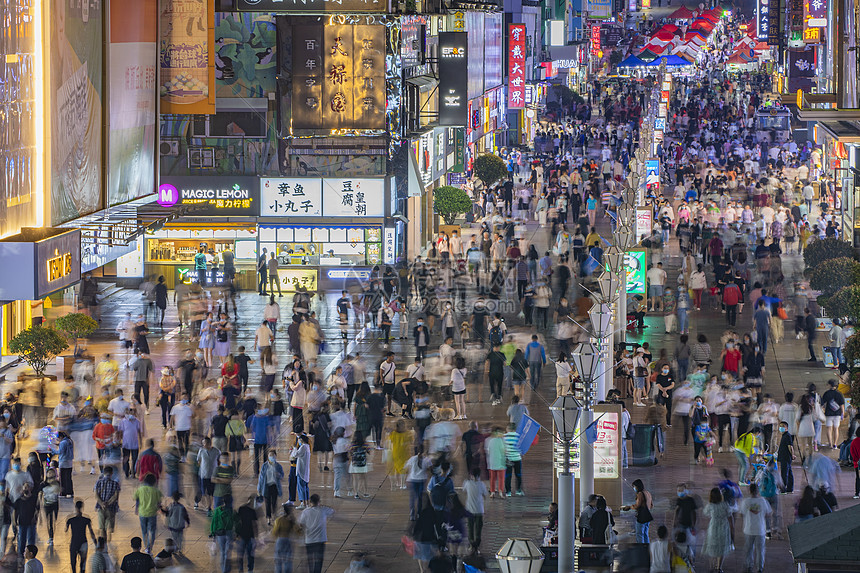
[
  {"xmin": 517, "ymin": 414, "xmax": 540, "ymax": 455},
  {"xmin": 584, "ymin": 420, "xmax": 600, "ymax": 444}
]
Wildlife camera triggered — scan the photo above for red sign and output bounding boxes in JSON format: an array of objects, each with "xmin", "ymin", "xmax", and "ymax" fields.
[
  {"xmin": 508, "ymin": 24, "xmax": 526, "ymax": 109},
  {"xmin": 590, "ymin": 24, "xmax": 601, "ymax": 56}
]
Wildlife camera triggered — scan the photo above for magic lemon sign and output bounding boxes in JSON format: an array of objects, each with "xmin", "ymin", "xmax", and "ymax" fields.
[{"xmin": 157, "ymin": 176, "xmax": 259, "ymax": 216}]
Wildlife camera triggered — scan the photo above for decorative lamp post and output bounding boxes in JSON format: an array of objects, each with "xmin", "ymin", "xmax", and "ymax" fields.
[
  {"xmin": 570, "ymin": 342, "xmax": 601, "ymax": 515},
  {"xmin": 549, "ymin": 395, "xmax": 583, "ymax": 573},
  {"xmin": 496, "ymin": 538, "xmax": 545, "ymax": 573}
]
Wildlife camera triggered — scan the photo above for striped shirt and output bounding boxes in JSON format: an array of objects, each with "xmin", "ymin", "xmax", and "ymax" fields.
[{"xmin": 503, "ymin": 431, "xmax": 521, "ymax": 462}]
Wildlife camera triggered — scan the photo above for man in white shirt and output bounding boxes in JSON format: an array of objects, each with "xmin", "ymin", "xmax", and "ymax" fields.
[
  {"xmin": 107, "ymin": 389, "xmax": 130, "ymax": 427},
  {"xmin": 739, "ymin": 483, "xmax": 771, "ymax": 573},
  {"xmin": 170, "ymin": 397, "xmax": 194, "ymax": 461},
  {"xmin": 406, "ymin": 357, "xmax": 425, "ymax": 381},
  {"xmin": 254, "ymin": 320, "xmax": 274, "ymax": 353},
  {"xmin": 52, "ymin": 392, "xmax": 77, "ymax": 433},
  {"xmin": 646, "ymin": 262, "xmax": 667, "ymax": 312},
  {"xmin": 298, "ymin": 494, "xmax": 334, "ymax": 573}
]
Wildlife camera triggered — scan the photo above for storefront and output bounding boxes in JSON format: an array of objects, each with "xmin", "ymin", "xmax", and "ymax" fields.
[
  {"xmin": 814, "ymin": 122, "xmax": 860, "ymax": 247},
  {"xmin": 138, "ymin": 176, "xmax": 260, "ymax": 289},
  {"xmin": 0, "ymin": 228, "xmax": 82, "ymax": 354},
  {"xmin": 257, "ymin": 176, "xmax": 393, "ymax": 290}
]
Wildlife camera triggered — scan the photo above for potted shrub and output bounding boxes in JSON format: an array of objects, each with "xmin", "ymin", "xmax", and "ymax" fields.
[
  {"xmin": 808, "ymin": 257, "xmax": 860, "ymax": 300},
  {"xmin": 433, "ymin": 185, "xmax": 474, "ymax": 226},
  {"xmin": 824, "ymin": 285, "xmax": 860, "ymax": 323},
  {"xmin": 8, "ymin": 324, "xmax": 68, "ymax": 407},
  {"xmin": 803, "ymin": 237, "xmax": 856, "ymax": 270},
  {"xmin": 474, "ymin": 154, "xmax": 508, "ymax": 189},
  {"xmin": 54, "ymin": 312, "xmax": 99, "ymax": 356}
]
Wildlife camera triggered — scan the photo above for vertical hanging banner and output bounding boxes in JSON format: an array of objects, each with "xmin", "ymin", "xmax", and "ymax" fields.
[
  {"xmin": 508, "ymin": 24, "xmax": 526, "ymax": 109},
  {"xmin": 590, "ymin": 24, "xmax": 601, "ymax": 56},
  {"xmin": 50, "ymin": 0, "xmax": 105, "ymax": 226},
  {"xmin": 438, "ymin": 31, "xmax": 468, "ymax": 125},
  {"xmin": 804, "ymin": 0, "xmax": 827, "ymax": 27},
  {"xmin": 159, "ymin": 0, "xmax": 216, "ymax": 114},
  {"xmin": 109, "ymin": 0, "xmax": 157, "ymax": 207},
  {"xmin": 756, "ymin": 0, "xmax": 771, "ymax": 40}
]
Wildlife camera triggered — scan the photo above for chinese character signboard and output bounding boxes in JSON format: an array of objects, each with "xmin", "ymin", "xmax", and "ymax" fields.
[
  {"xmin": 790, "ymin": 0, "xmax": 804, "ymax": 30},
  {"xmin": 757, "ymin": 0, "xmax": 771, "ymax": 40},
  {"xmin": 635, "ymin": 207, "xmax": 653, "ymax": 243},
  {"xmin": 508, "ymin": 24, "xmax": 526, "ymax": 109},
  {"xmin": 591, "ymin": 24, "xmax": 601, "ymax": 56},
  {"xmin": 438, "ymin": 32, "xmax": 468, "ymax": 124},
  {"xmin": 280, "ymin": 269, "xmax": 319, "ymax": 292},
  {"xmin": 159, "ymin": 0, "xmax": 216, "ymax": 114},
  {"xmin": 789, "ymin": 48, "xmax": 816, "ymax": 77},
  {"xmin": 290, "ymin": 20, "xmax": 385, "ymax": 131},
  {"xmin": 158, "ymin": 176, "xmax": 258, "ymax": 216},
  {"xmin": 383, "ymin": 227, "xmax": 395, "ymax": 264},
  {"xmin": 235, "ymin": 0, "xmax": 384, "ymax": 11},
  {"xmin": 260, "ymin": 178, "xmax": 323, "ymax": 217},
  {"xmin": 322, "ymin": 178, "xmax": 384, "ymax": 217},
  {"xmin": 805, "ymin": 0, "xmax": 827, "ymax": 27}
]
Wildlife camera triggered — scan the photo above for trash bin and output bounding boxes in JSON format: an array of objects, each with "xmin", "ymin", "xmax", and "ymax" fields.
[{"xmin": 631, "ymin": 423, "xmax": 664, "ymax": 466}]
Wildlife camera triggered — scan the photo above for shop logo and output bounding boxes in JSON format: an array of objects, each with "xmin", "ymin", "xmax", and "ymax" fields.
[{"xmin": 157, "ymin": 184, "xmax": 179, "ymax": 207}]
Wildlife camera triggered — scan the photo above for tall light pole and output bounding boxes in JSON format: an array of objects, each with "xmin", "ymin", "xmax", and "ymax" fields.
[
  {"xmin": 588, "ymin": 299, "xmax": 615, "ymax": 403},
  {"xmin": 549, "ymin": 395, "xmax": 582, "ymax": 573},
  {"xmin": 570, "ymin": 342, "xmax": 601, "ymax": 513}
]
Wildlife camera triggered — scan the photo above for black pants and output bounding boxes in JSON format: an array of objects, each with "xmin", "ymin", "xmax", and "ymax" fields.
[
  {"xmin": 306, "ymin": 542, "xmax": 326, "ymax": 573},
  {"xmin": 781, "ymin": 460, "xmax": 794, "ymax": 493},
  {"xmin": 536, "ymin": 307, "xmax": 548, "ymax": 329},
  {"xmin": 160, "ymin": 392, "xmax": 175, "ymax": 427},
  {"xmin": 762, "ymin": 424, "xmax": 773, "ymax": 453},
  {"xmin": 254, "ymin": 443, "xmax": 268, "ymax": 476},
  {"xmin": 177, "ymin": 430, "xmax": 190, "ymax": 457},
  {"xmin": 808, "ymin": 338, "xmax": 817, "ymax": 360},
  {"xmin": 288, "ymin": 465, "xmax": 297, "ymax": 502},
  {"xmin": 264, "ymin": 483, "xmax": 279, "ymax": 519},
  {"xmin": 60, "ymin": 467, "xmax": 74, "ymax": 496},
  {"xmin": 489, "ymin": 375, "xmax": 503, "ymax": 400},
  {"xmin": 381, "ymin": 324, "xmax": 391, "ymax": 344},
  {"xmin": 134, "ymin": 380, "xmax": 150, "ymax": 409},
  {"xmin": 44, "ymin": 502, "xmax": 58, "ymax": 539},
  {"xmin": 726, "ymin": 304, "xmax": 737, "ymax": 326},
  {"xmin": 517, "ymin": 280, "xmax": 527, "ymax": 300},
  {"xmin": 123, "ymin": 448, "xmax": 139, "ymax": 478},
  {"xmin": 259, "ymin": 271, "xmax": 267, "ymax": 294},
  {"xmin": 855, "ymin": 465, "xmax": 860, "ymax": 496},
  {"xmin": 346, "ymin": 385, "xmax": 358, "ymax": 409},
  {"xmin": 416, "ymin": 346, "xmax": 427, "ymax": 361},
  {"xmin": 370, "ymin": 419, "xmax": 384, "ymax": 445},
  {"xmin": 681, "ymin": 416, "xmax": 690, "ymax": 445},
  {"xmin": 693, "ymin": 441, "xmax": 707, "ymax": 460},
  {"xmin": 717, "ymin": 414, "xmax": 731, "ymax": 447},
  {"xmin": 292, "ymin": 408, "xmax": 304, "ymax": 433},
  {"xmin": 505, "ymin": 460, "xmax": 522, "ymax": 493},
  {"xmin": 662, "ymin": 390, "xmax": 673, "ymax": 426},
  {"xmin": 70, "ymin": 541, "xmax": 87, "ymax": 573},
  {"xmin": 467, "ymin": 515, "xmax": 484, "ymax": 549},
  {"xmin": 197, "ymin": 268, "xmax": 206, "ymax": 286}
]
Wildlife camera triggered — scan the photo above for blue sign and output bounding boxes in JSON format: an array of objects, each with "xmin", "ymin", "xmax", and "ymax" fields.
[{"xmin": 326, "ymin": 269, "xmax": 371, "ymax": 280}]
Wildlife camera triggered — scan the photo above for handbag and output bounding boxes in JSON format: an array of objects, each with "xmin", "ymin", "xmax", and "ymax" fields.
[{"xmin": 605, "ymin": 523, "xmax": 618, "ymax": 545}]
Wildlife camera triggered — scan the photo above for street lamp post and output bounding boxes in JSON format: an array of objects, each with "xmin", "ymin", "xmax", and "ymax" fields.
[
  {"xmin": 588, "ymin": 300, "xmax": 614, "ymax": 402},
  {"xmin": 570, "ymin": 342, "xmax": 601, "ymax": 516},
  {"xmin": 549, "ymin": 395, "xmax": 583, "ymax": 573},
  {"xmin": 496, "ymin": 538, "xmax": 545, "ymax": 573}
]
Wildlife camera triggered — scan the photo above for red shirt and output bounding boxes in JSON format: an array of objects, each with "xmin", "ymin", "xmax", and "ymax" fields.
[
  {"xmin": 137, "ymin": 450, "xmax": 163, "ymax": 482},
  {"xmin": 850, "ymin": 437, "xmax": 860, "ymax": 468},
  {"xmin": 723, "ymin": 348, "xmax": 742, "ymax": 373},
  {"xmin": 92, "ymin": 422, "xmax": 114, "ymax": 450}
]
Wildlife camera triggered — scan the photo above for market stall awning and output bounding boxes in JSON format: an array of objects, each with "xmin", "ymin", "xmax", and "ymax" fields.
[
  {"xmin": 642, "ymin": 42, "xmax": 671, "ymax": 54},
  {"xmin": 657, "ymin": 24, "xmax": 680, "ymax": 33},
  {"xmin": 651, "ymin": 30, "xmax": 677, "ymax": 42},
  {"xmin": 686, "ymin": 34, "xmax": 707, "ymax": 46},
  {"xmin": 699, "ymin": 12, "xmax": 719, "ymax": 23},
  {"xmin": 669, "ymin": 5, "xmax": 695, "ymax": 18},
  {"xmin": 647, "ymin": 54, "xmax": 694, "ymax": 67},
  {"xmin": 638, "ymin": 49, "xmax": 659, "ymax": 61},
  {"xmin": 618, "ymin": 54, "xmax": 647, "ymax": 67},
  {"xmin": 691, "ymin": 19, "xmax": 716, "ymax": 30},
  {"xmin": 685, "ymin": 29, "xmax": 708, "ymax": 40}
]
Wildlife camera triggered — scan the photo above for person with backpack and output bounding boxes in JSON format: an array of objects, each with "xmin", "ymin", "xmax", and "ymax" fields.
[
  {"xmin": 488, "ymin": 315, "xmax": 506, "ymax": 348},
  {"xmin": 721, "ymin": 277, "xmax": 742, "ymax": 327},
  {"xmin": 691, "ymin": 397, "xmax": 716, "ymax": 465},
  {"xmin": 757, "ymin": 458, "xmax": 781, "ymax": 538},
  {"xmin": 162, "ymin": 491, "xmax": 190, "ymax": 553},
  {"xmin": 524, "ymin": 335, "xmax": 546, "ymax": 390},
  {"xmin": 427, "ymin": 462, "xmax": 455, "ymax": 513}
]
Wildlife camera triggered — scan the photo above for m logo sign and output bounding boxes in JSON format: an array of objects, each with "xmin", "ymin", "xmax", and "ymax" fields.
[{"xmin": 157, "ymin": 184, "xmax": 179, "ymax": 207}]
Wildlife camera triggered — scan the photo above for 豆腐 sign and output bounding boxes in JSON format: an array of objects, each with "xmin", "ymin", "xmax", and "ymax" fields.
[{"xmin": 322, "ymin": 178, "xmax": 384, "ymax": 217}]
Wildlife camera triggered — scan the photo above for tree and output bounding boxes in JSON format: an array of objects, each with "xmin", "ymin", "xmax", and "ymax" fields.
[
  {"xmin": 54, "ymin": 312, "xmax": 99, "ymax": 355},
  {"xmin": 8, "ymin": 325, "xmax": 68, "ymax": 379},
  {"xmin": 824, "ymin": 285, "xmax": 860, "ymax": 323},
  {"xmin": 808, "ymin": 257, "xmax": 860, "ymax": 299},
  {"xmin": 433, "ymin": 185, "xmax": 474, "ymax": 225},
  {"xmin": 474, "ymin": 154, "xmax": 507, "ymax": 188},
  {"xmin": 844, "ymin": 333, "xmax": 860, "ymax": 403},
  {"xmin": 803, "ymin": 237, "xmax": 856, "ymax": 270}
]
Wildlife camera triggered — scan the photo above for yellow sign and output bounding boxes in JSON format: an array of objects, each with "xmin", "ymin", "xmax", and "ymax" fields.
[
  {"xmin": 803, "ymin": 26, "xmax": 821, "ymax": 43},
  {"xmin": 46, "ymin": 252, "xmax": 73, "ymax": 283},
  {"xmin": 797, "ymin": 88, "xmax": 803, "ymax": 109},
  {"xmin": 280, "ymin": 269, "xmax": 318, "ymax": 292}
]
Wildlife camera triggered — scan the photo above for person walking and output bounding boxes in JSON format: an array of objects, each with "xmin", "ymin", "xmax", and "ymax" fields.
[
  {"xmin": 65, "ymin": 500, "xmax": 96, "ymax": 573},
  {"xmin": 525, "ymin": 335, "xmax": 546, "ymax": 390},
  {"xmin": 235, "ymin": 495, "xmax": 259, "ymax": 573},
  {"xmin": 209, "ymin": 496, "xmax": 235, "ymax": 573},
  {"xmin": 463, "ymin": 468, "xmax": 488, "ymax": 551},
  {"xmin": 272, "ymin": 504, "xmax": 301, "ymax": 573},
  {"xmin": 298, "ymin": 494, "xmax": 334, "ymax": 573},
  {"xmin": 503, "ymin": 423, "xmax": 523, "ymax": 497},
  {"xmin": 722, "ymin": 278, "xmax": 742, "ymax": 328},
  {"xmin": 804, "ymin": 308, "xmax": 818, "ymax": 362},
  {"xmin": 621, "ymin": 479, "xmax": 653, "ymax": 543},
  {"xmin": 702, "ymin": 487, "xmax": 734, "ymax": 573},
  {"xmin": 133, "ymin": 474, "xmax": 163, "ymax": 554},
  {"xmin": 739, "ymin": 482, "xmax": 771, "ymax": 573}
]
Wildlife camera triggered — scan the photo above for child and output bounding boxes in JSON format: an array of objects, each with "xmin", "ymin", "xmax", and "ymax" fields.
[
  {"xmin": 649, "ymin": 524, "xmax": 671, "ymax": 573},
  {"xmin": 39, "ymin": 469, "xmax": 61, "ymax": 546},
  {"xmin": 757, "ymin": 457, "xmax": 782, "ymax": 538},
  {"xmin": 671, "ymin": 530, "xmax": 694, "ymax": 573},
  {"xmin": 234, "ymin": 346, "xmax": 252, "ymax": 393},
  {"xmin": 506, "ymin": 395, "xmax": 529, "ymax": 432},
  {"xmin": 163, "ymin": 492, "xmax": 191, "ymax": 553},
  {"xmin": 776, "ymin": 420, "xmax": 795, "ymax": 493},
  {"xmin": 692, "ymin": 412, "xmax": 716, "ymax": 465}
]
